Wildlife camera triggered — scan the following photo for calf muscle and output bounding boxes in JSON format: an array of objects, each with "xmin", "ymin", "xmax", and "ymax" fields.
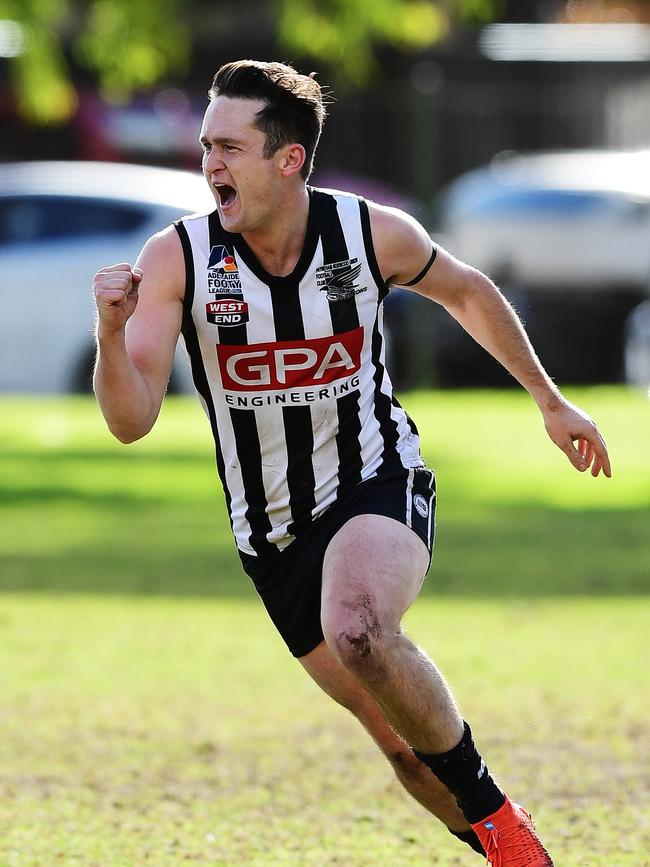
[{"xmin": 299, "ymin": 641, "xmax": 470, "ymax": 832}]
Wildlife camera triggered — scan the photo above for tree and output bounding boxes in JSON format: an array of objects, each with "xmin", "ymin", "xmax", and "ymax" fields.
[{"xmin": 2, "ymin": 0, "xmax": 504, "ymax": 124}]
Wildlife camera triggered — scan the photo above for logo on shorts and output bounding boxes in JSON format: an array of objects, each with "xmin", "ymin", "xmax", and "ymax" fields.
[
  {"xmin": 316, "ymin": 258, "xmax": 367, "ymax": 302},
  {"xmin": 207, "ymin": 245, "xmax": 243, "ymax": 293},
  {"xmin": 413, "ymin": 493, "xmax": 429, "ymax": 519}
]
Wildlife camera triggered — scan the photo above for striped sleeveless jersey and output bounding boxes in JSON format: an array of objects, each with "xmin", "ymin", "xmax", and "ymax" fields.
[{"xmin": 174, "ymin": 187, "xmax": 427, "ymax": 558}]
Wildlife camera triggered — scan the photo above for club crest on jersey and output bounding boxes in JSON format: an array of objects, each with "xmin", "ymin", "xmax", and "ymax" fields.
[
  {"xmin": 207, "ymin": 245, "xmax": 243, "ymax": 293},
  {"xmin": 206, "ymin": 296, "xmax": 249, "ymax": 326},
  {"xmin": 316, "ymin": 257, "xmax": 367, "ymax": 302}
]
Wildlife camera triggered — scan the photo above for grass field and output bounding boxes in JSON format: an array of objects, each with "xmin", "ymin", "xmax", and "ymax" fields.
[{"xmin": 0, "ymin": 388, "xmax": 648, "ymax": 865}]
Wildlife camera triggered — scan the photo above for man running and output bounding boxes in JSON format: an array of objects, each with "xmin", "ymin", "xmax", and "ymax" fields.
[{"xmin": 93, "ymin": 60, "xmax": 611, "ymax": 865}]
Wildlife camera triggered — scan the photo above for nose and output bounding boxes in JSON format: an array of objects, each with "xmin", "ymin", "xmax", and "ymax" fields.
[{"xmin": 204, "ymin": 150, "xmax": 225, "ymax": 175}]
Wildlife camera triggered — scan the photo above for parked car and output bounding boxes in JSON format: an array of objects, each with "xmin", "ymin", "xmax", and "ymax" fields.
[
  {"xmin": 0, "ymin": 161, "xmax": 213, "ymax": 393},
  {"xmin": 433, "ymin": 149, "xmax": 650, "ymax": 385},
  {"xmin": 438, "ymin": 149, "xmax": 650, "ymax": 292}
]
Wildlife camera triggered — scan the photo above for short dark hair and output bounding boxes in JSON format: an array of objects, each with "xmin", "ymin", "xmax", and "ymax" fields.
[{"xmin": 208, "ymin": 60, "xmax": 327, "ymax": 180}]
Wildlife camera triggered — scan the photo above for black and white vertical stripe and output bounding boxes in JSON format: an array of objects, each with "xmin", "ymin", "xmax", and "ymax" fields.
[{"xmin": 175, "ymin": 188, "xmax": 426, "ymax": 558}]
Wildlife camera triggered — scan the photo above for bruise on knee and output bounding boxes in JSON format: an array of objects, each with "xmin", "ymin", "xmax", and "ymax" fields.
[{"xmin": 337, "ymin": 593, "xmax": 384, "ymax": 663}]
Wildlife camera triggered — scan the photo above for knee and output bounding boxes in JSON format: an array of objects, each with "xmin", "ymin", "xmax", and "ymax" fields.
[{"xmin": 321, "ymin": 593, "xmax": 395, "ymax": 682}]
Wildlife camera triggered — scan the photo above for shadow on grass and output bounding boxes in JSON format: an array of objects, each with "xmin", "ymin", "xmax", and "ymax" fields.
[{"xmin": 1, "ymin": 503, "xmax": 647, "ymax": 598}]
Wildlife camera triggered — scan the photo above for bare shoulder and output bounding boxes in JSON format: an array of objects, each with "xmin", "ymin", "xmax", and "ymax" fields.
[
  {"xmin": 135, "ymin": 224, "xmax": 186, "ymax": 303},
  {"xmin": 366, "ymin": 199, "xmax": 479, "ymax": 307},
  {"xmin": 365, "ymin": 200, "xmax": 433, "ymax": 285}
]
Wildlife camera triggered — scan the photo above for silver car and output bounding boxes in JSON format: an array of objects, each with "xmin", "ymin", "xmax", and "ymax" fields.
[
  {"xmin": 439, "ymin": 149, "xmax": 650, "ymax": 292},
  {"xmin": 435, "ymin": 150, "xmax": 650, "ymax": 385},
  {"xmin": 0, "ymin": 161, "xmax": 214, "ymax": 392}
]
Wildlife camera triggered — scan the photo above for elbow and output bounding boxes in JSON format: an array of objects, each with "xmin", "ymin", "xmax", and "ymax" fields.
[
  {"xmin": 112, "ymin": 429, "xmax": 145, "ymax": 445},
  {"xmin": 465, "ymin": 268, "xmax": 496, "ymax": 300},
  {"xmin": 445, "ymin": 266, "xmax": 492, "ymax": 316},
  {"xmin": 106, "ymin": 418, "xmax": 154, "ymax": 444},
  {"xmin": 93, "ymin": 380, "xmax": 159, "ymax": 443}
]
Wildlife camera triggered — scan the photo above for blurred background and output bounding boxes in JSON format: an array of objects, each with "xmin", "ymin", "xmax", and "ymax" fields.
[
  {"xmin": 1, "ymin": 8, "xmax": 648, "ymax": 863},
  {"xmin": 2, "ymin": 0, "xmax": 650, "ymax": 392}
]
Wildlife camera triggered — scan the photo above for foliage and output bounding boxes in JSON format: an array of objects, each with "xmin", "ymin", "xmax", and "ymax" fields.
[
  {"xmin": 74, "ymin": 0, "xmax": 190, "ymax": 100},
  {"xmin": 277, "ymin": 0, "xmax": 447, "ymax": 85},
  {"xmin": 2, "ymin": 0, "xmax": 505, "ymax": 124},
  {"xmin": 2, "ymin": 0, "xmax": 78, "ymax": 123},
  {"xmin": 453, "ymin": 0, "xmax": 506, "ymax": 24}
]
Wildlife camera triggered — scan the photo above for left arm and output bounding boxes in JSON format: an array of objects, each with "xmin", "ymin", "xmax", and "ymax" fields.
[{"xmin": 368, "ymin": 202, "xmax": 611, "ymax": 478}]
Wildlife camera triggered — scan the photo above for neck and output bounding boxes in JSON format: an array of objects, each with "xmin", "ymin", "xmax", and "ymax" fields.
[{"xmin": 242, "ymin": 185, "xmax": 310, "ymax": 277}]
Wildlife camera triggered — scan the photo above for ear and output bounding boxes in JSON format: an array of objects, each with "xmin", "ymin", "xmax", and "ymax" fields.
[{"xmin": 279, "ymin": 143, "xmax": 306, "ymax": 178}]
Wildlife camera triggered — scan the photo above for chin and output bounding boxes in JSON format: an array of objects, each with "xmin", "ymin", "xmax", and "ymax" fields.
[{"xmin": 219, "ymin": 211, "xmax": 243, "ymax": 232}]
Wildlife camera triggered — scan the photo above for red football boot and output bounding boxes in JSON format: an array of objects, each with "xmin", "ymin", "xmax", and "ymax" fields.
[{"xmin": 471, "ymin": 797, "xmax": 553, "ymax": 866}]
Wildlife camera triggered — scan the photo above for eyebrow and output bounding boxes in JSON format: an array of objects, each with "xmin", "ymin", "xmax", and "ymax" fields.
[{"xmin": 199, "ymin": 135, "xmax": 246, "ymax": 146}]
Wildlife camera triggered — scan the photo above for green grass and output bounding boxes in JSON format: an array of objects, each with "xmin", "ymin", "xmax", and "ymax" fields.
[
  {"xmin": 1, "ymin": 387, "xmax": 648, "ymax": 596},
  {"xmin": 0, "ymin": 389, "xmax": 648, "ymax": 865}
]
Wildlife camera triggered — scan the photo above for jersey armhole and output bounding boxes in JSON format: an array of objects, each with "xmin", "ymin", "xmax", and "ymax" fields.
[
  {"xmin": 173, "ymin": 219, "xmax": 195, "ymax": 332},
  {"xmin": 358, "ymin": 199, "xmax": 390, "ymax": 302}
]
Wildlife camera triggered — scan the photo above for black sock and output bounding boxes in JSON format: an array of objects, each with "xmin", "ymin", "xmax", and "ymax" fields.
[
  {"xmin": 413, "ymin": 721, "xmax": 505, "ymax": 824},
  {"xmin": 449, "ymin": 828, "xmax": 486, "ymax": 856}
]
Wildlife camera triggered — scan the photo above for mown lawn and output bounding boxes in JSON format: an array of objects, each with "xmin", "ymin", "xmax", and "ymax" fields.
[
  {"xmin": 1, "ymin": 387, "xmax": 647, "ymax": 598},
  {"xmin": 0, "ymin": 388, "xmax": 648, "ymax": 865}
]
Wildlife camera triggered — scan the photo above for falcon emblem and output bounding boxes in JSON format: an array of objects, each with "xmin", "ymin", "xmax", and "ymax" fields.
[{"xmin": 317, "ymin": 258, "xmax": 367, "ymax": 302}]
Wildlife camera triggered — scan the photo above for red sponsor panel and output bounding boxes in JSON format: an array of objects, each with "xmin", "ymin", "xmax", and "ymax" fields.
[{"xmin": 217, "ymin": 326, "xmax": 364, "ymax": 391}]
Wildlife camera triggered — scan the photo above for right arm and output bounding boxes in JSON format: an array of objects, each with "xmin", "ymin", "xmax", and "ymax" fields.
[{"xmin": 93, "ymin": 226, "xmax": 185, "ymax": 443}]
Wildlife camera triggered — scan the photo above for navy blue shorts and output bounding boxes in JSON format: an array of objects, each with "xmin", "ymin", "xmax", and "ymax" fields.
[{"xmin": 238, "ymin": 467, "xmax": 436, "ymax": 658}]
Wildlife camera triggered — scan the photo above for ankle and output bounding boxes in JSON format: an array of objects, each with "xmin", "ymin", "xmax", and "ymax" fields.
[{"xmin": 413, "ymin": 721, "xmax": 505, "ymax": 824}]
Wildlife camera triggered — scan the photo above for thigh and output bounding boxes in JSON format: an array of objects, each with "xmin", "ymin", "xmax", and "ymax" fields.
[
  {"xmin": 322, "ymin": 513, "xmax": 430, "ymax": 635},
  {"xmin": 239, "ymin": 511, "xmax": 335, "ymax": 658}
]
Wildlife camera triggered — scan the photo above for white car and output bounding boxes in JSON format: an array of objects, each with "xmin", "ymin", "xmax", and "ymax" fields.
[
  {"xmin": 0, "ymin": 161, "xmax": 214, "ymax": 392},
  {"xmin": 434, "ymin": 150, "xmax": 650, "ymax": 385},
  {"xmin": 439, "ymin": 149, "xmax": 650, "ymax": 292}
]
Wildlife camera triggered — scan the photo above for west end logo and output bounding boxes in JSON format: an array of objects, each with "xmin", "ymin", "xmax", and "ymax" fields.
[
  {"xmin": 206, "ymin": 297, "xmax": 249, "ymax": 327},
  {"xmin": 207, "ymin": 245, "xmax": 243, "ymax": 294},
  {"xmin": 316, "ymin": 258, "xmax": 367, "ymax": 302}
]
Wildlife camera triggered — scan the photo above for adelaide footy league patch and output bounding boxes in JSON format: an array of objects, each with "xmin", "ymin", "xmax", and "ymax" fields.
[{"xmin": 207, "ymin": 245, "xmax": 243, "ymax": 294}]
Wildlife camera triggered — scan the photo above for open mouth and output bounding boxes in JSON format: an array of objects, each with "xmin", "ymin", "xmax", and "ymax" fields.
[{"xmin": 214, "ymin": 183, "xmax": 237, "ymax": 208}]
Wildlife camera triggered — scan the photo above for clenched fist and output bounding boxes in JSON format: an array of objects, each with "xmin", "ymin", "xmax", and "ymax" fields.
[{"xmin": 93, "ymin": 263, "xmax": 144, "ymax": 332}]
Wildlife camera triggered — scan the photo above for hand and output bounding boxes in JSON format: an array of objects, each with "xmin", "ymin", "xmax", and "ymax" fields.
[
  {"xmin": 93, "ymin": 263, "xmax": 144, "ymax": 333},
  {"xmin": 542, "ymin": 397, "xmax": 611, "ymax": 478}
]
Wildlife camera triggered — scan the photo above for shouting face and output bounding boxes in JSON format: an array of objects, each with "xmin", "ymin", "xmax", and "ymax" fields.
[{"xmin": 199, "ymin": 96, "xmax": 300, "ymax": 235}]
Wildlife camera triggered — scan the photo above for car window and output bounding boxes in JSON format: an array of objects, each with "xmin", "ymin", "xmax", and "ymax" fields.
[
  {"xmin": 0, "ymin": 196, "xmax": 149, "ymax": 245},
  {"xmin": 465, "ymin": 188, "xmax": 616, "ymax": 219}
]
